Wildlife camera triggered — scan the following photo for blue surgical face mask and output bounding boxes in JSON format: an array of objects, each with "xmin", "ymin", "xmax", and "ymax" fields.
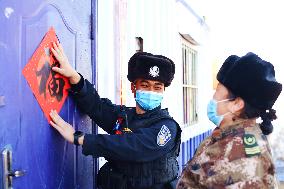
[
  {"xmin": 207, "ymin": 99, "xmax": 231, "ymax": 126},
  {"xmin": 135, "ymin": 90, "xmax": 163, "ymax": 111}
]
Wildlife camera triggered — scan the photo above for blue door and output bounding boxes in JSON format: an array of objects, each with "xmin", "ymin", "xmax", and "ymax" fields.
[{"xmin": 0, "ymin": 0, "xmax": 96, "ymax": 188}]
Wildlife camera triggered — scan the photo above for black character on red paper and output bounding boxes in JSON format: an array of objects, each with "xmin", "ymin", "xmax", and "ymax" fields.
[
  {"xmin": 36, "ymin": 61, "xmax": 51, "ymax": 99},
  {"xmin": 36, "ymin": 48, "xmax": 65, "ymax": 102},
  {"xmin": 48, "ymin": 61, "xmax": 65, "ymax": 101}
]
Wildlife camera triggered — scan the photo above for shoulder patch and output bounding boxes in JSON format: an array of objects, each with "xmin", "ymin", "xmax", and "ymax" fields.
[
  {"xmin": 157, "ymin": 125, "xmax": 171, "ymax": 146},
  {"xmin": 243, "ymin": 134, "xmax": 261, "ymax": 157}
]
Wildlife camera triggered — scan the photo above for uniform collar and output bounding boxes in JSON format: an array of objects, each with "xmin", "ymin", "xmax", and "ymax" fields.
[
  {"xmin": 211, "ymin": 121, "xmax": 255, "ymax": 142},
  {"xmin": 135, "ymin": 106, "xmax": 163, "ymax": 119}
]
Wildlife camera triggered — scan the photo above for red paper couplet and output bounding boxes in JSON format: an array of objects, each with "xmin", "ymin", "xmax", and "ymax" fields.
[{"xmin": 22, "ymin": 27, "xmax": 70, "ymax": 123}]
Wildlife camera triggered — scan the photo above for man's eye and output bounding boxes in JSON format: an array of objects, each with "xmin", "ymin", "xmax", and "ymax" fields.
[
  {"xmin": 141, "ymin": 84, "xmax": 148, "ymax": 88},
  {"xmin": 155, "ymin": 85, "xmax": 163, "ymax": 89}
]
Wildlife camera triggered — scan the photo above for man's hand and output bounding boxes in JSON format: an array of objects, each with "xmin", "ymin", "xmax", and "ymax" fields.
[
  {"xmin": 50, "ymin": 41, "xmax": 81, "ymax": 84},
  {"xmin": 49, "ymin": 109, "xmax": 75, "ymax": 144}
]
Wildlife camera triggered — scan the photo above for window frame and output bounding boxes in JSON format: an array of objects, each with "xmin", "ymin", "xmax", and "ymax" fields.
[{"xmin": 181, "ymin": 38, "xmax": 198, "ymax": 127}]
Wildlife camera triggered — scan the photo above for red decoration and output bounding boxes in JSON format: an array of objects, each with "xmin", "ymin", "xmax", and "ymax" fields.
[
  {"xmin": 115, "ymin": 130, "xmax": 123, "ymax": 135},
  {"xmin": 22, "ymin": 27, "xmax": 70, "ymax": 123}
]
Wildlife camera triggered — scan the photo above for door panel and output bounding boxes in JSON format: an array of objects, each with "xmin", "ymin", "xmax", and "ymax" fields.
[{"xmin": 0, "ymin": 1, "xmax": 94, "ymax": 188}]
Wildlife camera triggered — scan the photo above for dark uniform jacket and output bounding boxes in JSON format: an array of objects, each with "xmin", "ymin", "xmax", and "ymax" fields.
[{"xmin": 70, "ymin": 76, "xmax": 181, "ymax": 189}]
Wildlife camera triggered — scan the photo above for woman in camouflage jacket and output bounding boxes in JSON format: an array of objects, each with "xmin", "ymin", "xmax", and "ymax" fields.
[{"xmin": 177, "ymin": 52, "xmax": 282, "ymax": 189}]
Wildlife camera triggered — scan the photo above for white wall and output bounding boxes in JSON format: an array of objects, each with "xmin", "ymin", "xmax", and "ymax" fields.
[{"xmin": 97, "ymin": 0, "xmax": 116, "ymax": 101}]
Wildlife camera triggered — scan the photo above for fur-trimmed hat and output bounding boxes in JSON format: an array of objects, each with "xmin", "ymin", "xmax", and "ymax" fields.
[
  {"xmin": 217, "ymin": 52, "xmax": 282, "ymax": 110},
  {"xmin": 127, "ymin": 52, "xmax": 175, "ymax": 87}
]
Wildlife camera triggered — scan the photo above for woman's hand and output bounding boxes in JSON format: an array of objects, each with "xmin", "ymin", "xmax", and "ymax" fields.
[
  {"xmin": 50, "ymin": 41, "xmax": 81, "ymax": 84},
  {"xmin": 49, "ymin": 109, "xmax": 75, "ymax": 144}
]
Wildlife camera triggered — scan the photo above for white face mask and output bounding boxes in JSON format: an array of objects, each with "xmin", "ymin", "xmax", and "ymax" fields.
[{"xmin": 207, "ymin": 98, "xmax": 232, "ymax": 126}]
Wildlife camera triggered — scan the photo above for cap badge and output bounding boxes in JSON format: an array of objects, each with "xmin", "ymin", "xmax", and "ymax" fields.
[{"xmin": 149, "ymin": 66, "xmax": 159, "ymax": 77}]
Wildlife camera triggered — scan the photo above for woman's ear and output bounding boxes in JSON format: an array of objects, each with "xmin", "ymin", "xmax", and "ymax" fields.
[{"xmin": 231, "ymin": 97, "xmax": 245, "ymax": 114}]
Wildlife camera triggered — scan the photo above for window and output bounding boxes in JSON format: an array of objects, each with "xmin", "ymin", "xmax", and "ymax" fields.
[{"xmin": 182, "ymin": 41, "xmax": 198, "ymax": 126}]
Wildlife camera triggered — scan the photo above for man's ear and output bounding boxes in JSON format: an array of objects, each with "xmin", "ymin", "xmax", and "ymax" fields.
[
  {"xmin": 231, "ymin": 97, "xmax": 245, "ymax": 114},
  {"xmin": 131, "ymin": 82, "xmax": 136, "ymax": 94}
]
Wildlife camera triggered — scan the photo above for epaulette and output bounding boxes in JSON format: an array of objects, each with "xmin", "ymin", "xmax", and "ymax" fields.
[{"xmin": 243, "ymin": 133, "xmax": 261, "ymax": 157}]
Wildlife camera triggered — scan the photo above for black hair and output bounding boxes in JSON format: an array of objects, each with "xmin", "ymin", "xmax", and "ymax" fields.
[{"xmin": 228, "ymin": 91, "xmax": 277, "ymax": 135}]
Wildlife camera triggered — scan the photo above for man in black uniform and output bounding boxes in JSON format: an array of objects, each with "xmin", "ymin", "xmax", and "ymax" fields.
[{"xmin": 49, "ymin": 42, "xmax": 181, "ymax": 189}]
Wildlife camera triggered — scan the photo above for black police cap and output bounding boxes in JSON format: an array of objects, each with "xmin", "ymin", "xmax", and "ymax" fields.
[{"xmin": 127, "ymin": 52, "xmax": 175, "ymax": 87}]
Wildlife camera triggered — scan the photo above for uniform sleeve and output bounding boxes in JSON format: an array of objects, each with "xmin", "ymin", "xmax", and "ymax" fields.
[
  {"xmin": 69, "ymin": 74, "xmax": 119, "ymax": 133},
  {"xmin": 82, "ymin": 119, "xmax": 178, "ymax": 162}
]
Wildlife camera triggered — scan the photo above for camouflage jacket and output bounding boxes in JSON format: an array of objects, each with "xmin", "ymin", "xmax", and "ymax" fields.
[{"xmin": 177, "ymin": 122, "xmax": 278, "ymax": 189}]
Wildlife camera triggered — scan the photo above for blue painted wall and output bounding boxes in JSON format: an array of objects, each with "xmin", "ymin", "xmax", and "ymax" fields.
[{"xmin": 178, "ymin": 130, "xmax": 212, "ymax": 173}]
